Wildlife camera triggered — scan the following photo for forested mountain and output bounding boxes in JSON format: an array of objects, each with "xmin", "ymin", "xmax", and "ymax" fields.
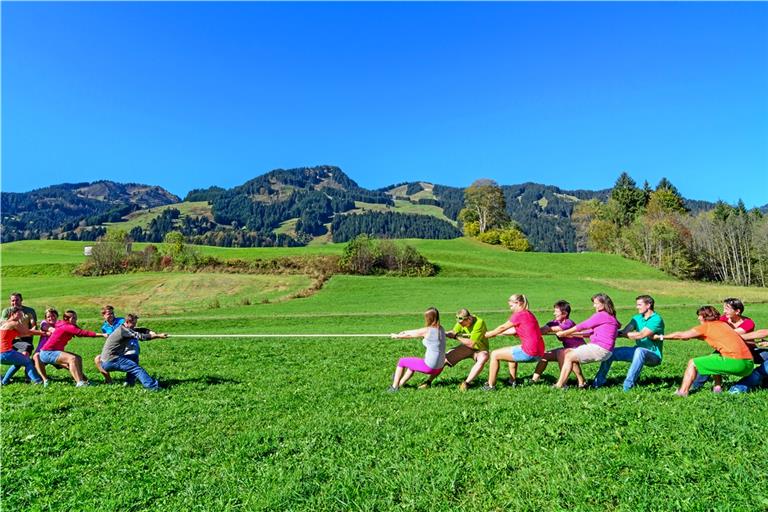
[
  {"xmin": 385, "ymin": 181, "xmax": 611, "ymax": 252},
  {"xmin": 3, "ymin": 166, "xmax": 762, "ymax": 250},
  {"xmin": 332, "ymin": 212, "xmax": 461, "ymax": 242},
  {"xmin": 1, "ymin": 181, "xmax": 179, "ymax": 242}
]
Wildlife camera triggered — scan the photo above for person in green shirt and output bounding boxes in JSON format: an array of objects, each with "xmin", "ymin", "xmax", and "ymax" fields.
[
  {"xmin": 592, "ymin": 295, "xmax": 664, "ymax": 391},
  {"xmin": 419, "ymin": 308, "xmax": 489, "ymax": 391}
]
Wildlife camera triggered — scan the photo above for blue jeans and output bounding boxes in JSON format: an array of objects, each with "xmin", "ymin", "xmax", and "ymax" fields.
[
  {"xmin": 729, "ymin": 360, "xmax": 768, "ymax": 394},
  {"xmin": 593, "ymin": 346, "xmax": 661, "ymax": 391},
  {"xmin": 1, "ymin": 350, "xmax": 42, "ymax": 385},
  {"xmin": 101, "ymin": 356, "xmax": 159, "ymax": 390},
  {"xmin": 122, "ymin": 354, "xmax": 139, "ymax": 386}
]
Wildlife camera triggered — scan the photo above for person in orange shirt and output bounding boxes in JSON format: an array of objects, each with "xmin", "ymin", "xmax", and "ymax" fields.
[{"xmin": 655, "ymin": 306, "xmax": 754, "ymax": 397}]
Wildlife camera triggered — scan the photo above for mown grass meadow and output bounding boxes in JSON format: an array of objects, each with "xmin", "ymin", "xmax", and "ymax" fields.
[{"xmin": 1, "ymin": 240, "xmax": 767, "ymax": 511}]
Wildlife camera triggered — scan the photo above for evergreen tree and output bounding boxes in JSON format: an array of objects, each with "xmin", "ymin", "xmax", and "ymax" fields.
[{"xmin": 609, "ymin": 172, "xmax": 646, "ymax": 227}]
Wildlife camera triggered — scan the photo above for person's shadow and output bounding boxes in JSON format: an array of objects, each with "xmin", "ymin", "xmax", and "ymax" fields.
[
  {"xmin": 159, "ymin": 376, "xmax": 240, "ymax": 388},
  {"xmin": 589, "ymin": 376, "xmax": 681, "ymax": 389}
]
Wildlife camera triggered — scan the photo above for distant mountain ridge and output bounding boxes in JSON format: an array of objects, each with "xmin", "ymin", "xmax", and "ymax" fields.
[
  {"xmin": 1, "ymin": 181, "xmax": 180, "ymax": 242},
  {"xmin": 2, "ymin": 167, "xmax": 764, "ymax": 250}
]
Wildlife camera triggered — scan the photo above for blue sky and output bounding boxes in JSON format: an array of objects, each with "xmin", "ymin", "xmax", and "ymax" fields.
[{"xmin": 3, "ymin": 2, "xmax": 767, "ymax": 207}]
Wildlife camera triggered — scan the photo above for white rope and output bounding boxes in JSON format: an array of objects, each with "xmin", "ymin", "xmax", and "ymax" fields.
[{"xmin": 167, "ymin": 334, "xmax": 391, "ymax": 338}]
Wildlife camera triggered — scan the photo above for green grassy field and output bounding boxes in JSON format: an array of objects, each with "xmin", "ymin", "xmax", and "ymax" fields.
[{"xmin": 1, "ymin": 239, "xmax": 767, "ymax": 511}]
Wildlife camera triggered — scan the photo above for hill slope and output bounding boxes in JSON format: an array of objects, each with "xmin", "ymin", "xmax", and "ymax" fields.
[{"xmin": 1, "ymin": 181, "xmax": 180, "ymax": 242}]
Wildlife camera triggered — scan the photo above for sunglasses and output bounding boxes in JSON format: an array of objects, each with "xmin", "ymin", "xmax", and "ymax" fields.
[{"xmin": 456, "ymin": 316, "xmax": 469, "ymax": 321}]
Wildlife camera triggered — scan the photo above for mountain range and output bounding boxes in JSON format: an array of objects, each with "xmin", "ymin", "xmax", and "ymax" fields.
[{"xmin": 2, "ymin": 166, "xmax": 763, "ymax": 251}]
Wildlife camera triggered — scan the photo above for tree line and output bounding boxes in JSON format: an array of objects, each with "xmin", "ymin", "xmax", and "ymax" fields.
[
  {"xmin": 573, "ymin": 173, "xmax": 768, "ymax": 287},
  {"xmin": 331, "ymin": 211, "xmax": 462, "ymax": 242}
]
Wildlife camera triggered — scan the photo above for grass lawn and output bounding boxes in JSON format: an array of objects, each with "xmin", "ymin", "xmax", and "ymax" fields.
[{"xmin": 1, "ymin": 239, "xmax": 766, "ymax": 511}]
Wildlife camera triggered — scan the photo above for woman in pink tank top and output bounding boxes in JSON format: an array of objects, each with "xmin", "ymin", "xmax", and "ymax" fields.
[{"xmin": 482, "ymin": 294, "xmax": 545, "ymax": 390}]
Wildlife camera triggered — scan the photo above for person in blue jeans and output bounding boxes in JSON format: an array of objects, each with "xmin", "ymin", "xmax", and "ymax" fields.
[
  {"xmin": 1, "ymin": 307, "xmax": 46, "ymax": 385},
  {"xmin": 99, "ymin": 313, "xmax": 168, "ymax": 390},
  {"xmin": 729, "ymin": 329, "xmax": 768, "ymax": 394},
  {"xmin": 95, "ymin": 305, "xmax": 140, "ymax": 386},
  {"xmin": 592, "ymin": 295, "xmax": 664, "ymax": 391}
]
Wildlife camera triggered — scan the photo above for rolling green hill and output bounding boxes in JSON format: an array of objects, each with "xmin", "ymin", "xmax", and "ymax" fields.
[{"xmin": 2, "ymin": 238, "xmax": 766, "ymax": 322}]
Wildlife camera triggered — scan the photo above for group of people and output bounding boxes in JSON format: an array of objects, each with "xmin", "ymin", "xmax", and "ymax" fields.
[
  {"xmin": 389, "ymin": 294, "xmax": 768, "ymax": 397},
  {"xmin": 0, "ymin": 293, "xmax": 168, "ymax": 390},
  {"xmin": 4, "ymin": 290, "xmax": 766, "ymax": 396}
]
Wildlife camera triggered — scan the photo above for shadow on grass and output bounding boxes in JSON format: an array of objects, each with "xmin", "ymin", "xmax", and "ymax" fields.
[
  {"xmin": 160, "ymin": 375, "xmax": 241, "ymax": 388},
  {"xmin": 581, "ymin": 375, "xmax": 682, "ymax": 390},
  {"xmin": 402, "ymin": 374, "xmax": 688, "ymax": 391}
]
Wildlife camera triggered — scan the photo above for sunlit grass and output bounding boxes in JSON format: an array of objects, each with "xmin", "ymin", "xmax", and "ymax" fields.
[{"xmin": 1, "ymin": 238, "xmax": 766, "ymax": 510}]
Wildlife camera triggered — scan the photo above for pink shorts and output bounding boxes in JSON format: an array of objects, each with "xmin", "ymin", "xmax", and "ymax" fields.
[{"xmin": 397, "ymin": 357, "xmax": 444, "ymax": 376}]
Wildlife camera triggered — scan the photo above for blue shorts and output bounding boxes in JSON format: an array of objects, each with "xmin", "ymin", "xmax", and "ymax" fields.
[
  {"xmin": 509, "ymin": 345, "xmax": 538, "ymax": 362},
  {"xmin": 39, "ymin": 350, "xmax": 62, "ymax": 365}
]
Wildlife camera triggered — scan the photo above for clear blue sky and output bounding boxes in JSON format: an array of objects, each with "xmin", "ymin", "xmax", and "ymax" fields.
[{"xmin": 3, "ymin": 2, "xmax": 767, "ymax": 207}]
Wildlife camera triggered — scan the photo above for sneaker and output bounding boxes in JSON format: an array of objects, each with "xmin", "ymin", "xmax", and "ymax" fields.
[
  {"xmin": 459, "ymin": 381, "xmax": 469, "ymax": 392},
  {"xmin": 505, "ymin": 378, "xmax": 517, "ymax": 388},
  {"xmin": 712, "ymin": 385, "xmax": 723, "ymax": 394},
  {"xmin": 75, "ymin": 380, "xmax": 90, "ymax": 388},
  {"xmin": 386, "ymin": 385, "xmax": 398, "ymax": 393},
  {"xmin": 43, "ymin": 380, "xmax": 50, "ymax": 388},
  {"xmin": 417, "ymin": 382, "xmax": 431, "ymax": 390},
  {"xmin": 481, "ymin": 384, "xmax": 496, "ymax": 391}
]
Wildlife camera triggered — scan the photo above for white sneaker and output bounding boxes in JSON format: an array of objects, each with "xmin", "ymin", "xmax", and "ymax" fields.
[{"xmin": 75, "ymin": 380, "xmax": 90, "ymax": 387}]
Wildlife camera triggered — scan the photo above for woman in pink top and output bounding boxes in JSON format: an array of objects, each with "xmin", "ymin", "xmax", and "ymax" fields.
[
  {"xmin": 38, "ymin": 310, "xmax": 106, "ymax": 387},
  {"xmin": 553, "ymin": 293, "xmax": 620, "ymax": 389},
  {"xmin": 482, "ymin": 294, "xmax": 545, "ymax": 390},
  {"xmin": 720, "ymin": 298, "xmax": 755, "ymax": 334}
]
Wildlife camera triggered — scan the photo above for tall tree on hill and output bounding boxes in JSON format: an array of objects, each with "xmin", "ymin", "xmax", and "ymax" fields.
[
  {"xmin": 642, "ymin": 180, "xmax": 653, "ymax": 205},
  {"xmin": 571, "ymin": 199, "xmax": 602, "ymax": 252},
  {"xmin": 459, "ymin": 179, "xmax": 509, "ymax": 234},
  {"xmin": 636, "ymin": 179, "xmax": 692, "ymax": 274},
  {"xmin": 608, "ymin": 172, "xmax": 646, "ymax": 227},
  {"xmin": 646, "ymin": 179, "xmax": 688, "ymax": 216}
]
